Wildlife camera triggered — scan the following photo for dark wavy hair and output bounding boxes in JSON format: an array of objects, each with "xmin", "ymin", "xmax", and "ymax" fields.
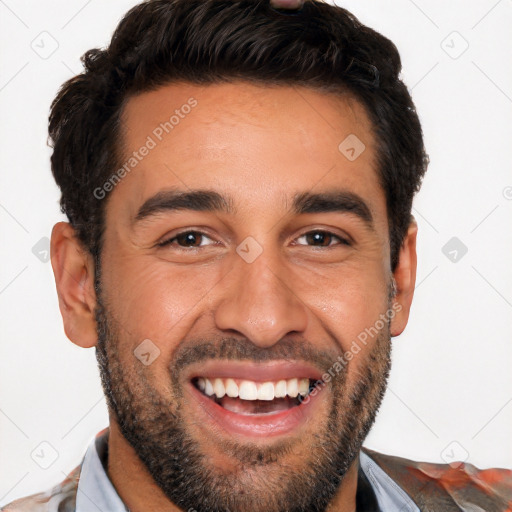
[{"xmin": 49, "ymin": 0, "xmax": 428, "ymax": 271}]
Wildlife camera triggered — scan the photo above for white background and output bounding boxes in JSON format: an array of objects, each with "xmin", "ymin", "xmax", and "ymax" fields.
[{"xmin": 1, "ymin": 0, "xmax": 511, "ymax": 506}]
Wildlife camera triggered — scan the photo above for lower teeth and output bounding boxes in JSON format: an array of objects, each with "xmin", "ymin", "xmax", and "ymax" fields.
[{"xmin": 212, "ymin": 395, "xmax": 300, "ymax": 415}]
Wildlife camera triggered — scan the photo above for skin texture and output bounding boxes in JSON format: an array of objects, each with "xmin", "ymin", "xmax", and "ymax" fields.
[{"xmin": 50, "ymin": 82, "xmax": 418, "ymax": 512}]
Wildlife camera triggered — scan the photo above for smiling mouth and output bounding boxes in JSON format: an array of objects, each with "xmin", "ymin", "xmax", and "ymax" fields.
[{"xmin": 192, "ymin": 377, "xmax": 316, "ymax": 415}]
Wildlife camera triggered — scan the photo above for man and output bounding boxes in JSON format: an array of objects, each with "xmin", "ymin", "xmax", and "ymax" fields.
[{"xmin": 3, "ymin": 0, "xmax": 511, "ymax": 511}]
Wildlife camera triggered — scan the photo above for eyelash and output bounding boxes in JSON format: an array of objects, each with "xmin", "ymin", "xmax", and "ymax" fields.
[{"xmin": 157, "ymin": 230, "xmax": 351, "ymax": 249}]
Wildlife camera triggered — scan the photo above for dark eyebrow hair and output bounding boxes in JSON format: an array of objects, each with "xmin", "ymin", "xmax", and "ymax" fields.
[
  {"xmin": 134, "ymin": 189, "xmax": 235, "ymax": 223},
  {"xmin": 133, "ymin": 188, "xmax": 374, "ymax": 229},
  {"xmin": 292, "ymin": 190, "xmax": 374, "ymax": 229}
]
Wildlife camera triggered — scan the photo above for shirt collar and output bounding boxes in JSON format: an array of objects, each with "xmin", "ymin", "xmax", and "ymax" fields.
[
  {"xmin": 76, "ymin": 429, "xmax": 127, "ymax": 512},
  {"xmin": 359, "ymin": 450, "xmax": 420, "ymax": 512},
  {"xmin": 76, "ymin": 429, "xmax": 419, "ymax": 512}
]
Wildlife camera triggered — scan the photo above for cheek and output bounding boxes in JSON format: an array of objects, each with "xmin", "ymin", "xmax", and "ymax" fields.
[
  {"xmin": 297, "ymin": 258, "xmax": 390, "ymax": 353},
  {"xmin": 102, "ymin": 256, "xmax": 224, "ymax": 345}
]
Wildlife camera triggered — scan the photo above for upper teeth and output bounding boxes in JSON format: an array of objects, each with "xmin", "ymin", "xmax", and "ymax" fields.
[{"xmin": 197, "ymin": 377, "xmax": 311, "ymax": 400}]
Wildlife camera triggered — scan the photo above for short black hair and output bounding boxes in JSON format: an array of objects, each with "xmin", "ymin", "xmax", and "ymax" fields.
[{"xmin": 49, "ymin": 0, "xmax": 429, "ymax": 271}]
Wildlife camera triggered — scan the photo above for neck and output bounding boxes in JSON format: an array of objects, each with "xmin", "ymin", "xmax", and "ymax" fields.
[{"xmin": 107, "ymin": 419, "xmax": 182, "ymax": 512}]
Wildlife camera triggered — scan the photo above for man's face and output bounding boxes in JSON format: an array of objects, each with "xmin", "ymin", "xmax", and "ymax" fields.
[{"xmin": 95, "ymin": 82, "xmax": 395, "ymax": 511}]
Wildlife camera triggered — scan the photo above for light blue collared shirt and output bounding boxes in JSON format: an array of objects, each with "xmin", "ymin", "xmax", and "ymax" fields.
[{"xmin": 75, "ymin": 432, "xmax": 127, "ymax": 512}]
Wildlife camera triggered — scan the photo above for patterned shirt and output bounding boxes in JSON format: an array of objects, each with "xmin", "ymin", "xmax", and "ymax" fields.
[{"xmin": 2, "ymin": 427, "xmax": 511, "ymax": 511}]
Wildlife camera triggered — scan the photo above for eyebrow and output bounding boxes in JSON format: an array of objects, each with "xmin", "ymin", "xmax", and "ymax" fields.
[
  {"xmin": 134, "ymin": 189, "xmax": 235, "ymax": 223},
  {"xmin": 292, "ymin": 190, "xmax": 374, "ymax": 228},
  {"xmin": 133, "ymin": 188, "xmax": 374, "ymax": 229}
]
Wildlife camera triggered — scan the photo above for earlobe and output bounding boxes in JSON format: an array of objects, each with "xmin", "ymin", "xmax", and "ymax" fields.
[
  {"xmin": 50, "ymin": 222, "xmax": 98, "ymax": 348},
  {"xmin": 390, "ymin": 218, "xmax": 418, "ymax": 337}
]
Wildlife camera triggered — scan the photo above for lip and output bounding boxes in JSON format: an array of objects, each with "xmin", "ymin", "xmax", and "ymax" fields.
[
  {"xmin": 185, "ymin": 360, "xmax": 324, "ymax": 382},
  {"xmin": 183, "ymin": 360, "xmax": 326, "ymax": 438}
]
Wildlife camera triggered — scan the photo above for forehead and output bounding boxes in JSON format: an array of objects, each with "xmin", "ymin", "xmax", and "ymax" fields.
[{"xmin": 112, "ymin": 81, "xmax": 386, "ymax": 230}]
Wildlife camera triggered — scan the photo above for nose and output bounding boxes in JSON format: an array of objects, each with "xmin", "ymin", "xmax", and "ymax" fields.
[{"xmin": 214, "ymin": 249, "xmax": 309, "ymax": 348}]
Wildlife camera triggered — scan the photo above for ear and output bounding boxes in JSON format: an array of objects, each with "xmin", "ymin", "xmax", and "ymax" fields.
[
  {"xmin": 50, "ymin": 222, "xmax": 98, "ymax": 348},
  {"xmin": 390, "ymin": 217, "xmax": 418, "ymax": 337}
]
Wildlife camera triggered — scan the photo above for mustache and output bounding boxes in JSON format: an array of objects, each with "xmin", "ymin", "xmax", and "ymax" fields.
[{"xmin": 170, "ymin": 336, "xmax": 340, "ymax": 376}]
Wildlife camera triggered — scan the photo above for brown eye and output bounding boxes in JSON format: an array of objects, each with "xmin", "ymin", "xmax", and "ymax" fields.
[
  {"xmin": 158, "ymin": 231, "xmax": 214, "ymax": 248},
  {"xmin": 176, "ymin": 231, "xmax": 202, "ymax": 247},
  {"xmin": 296, "ymin": 230, "xmax": 350, "ymax": 247}
]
